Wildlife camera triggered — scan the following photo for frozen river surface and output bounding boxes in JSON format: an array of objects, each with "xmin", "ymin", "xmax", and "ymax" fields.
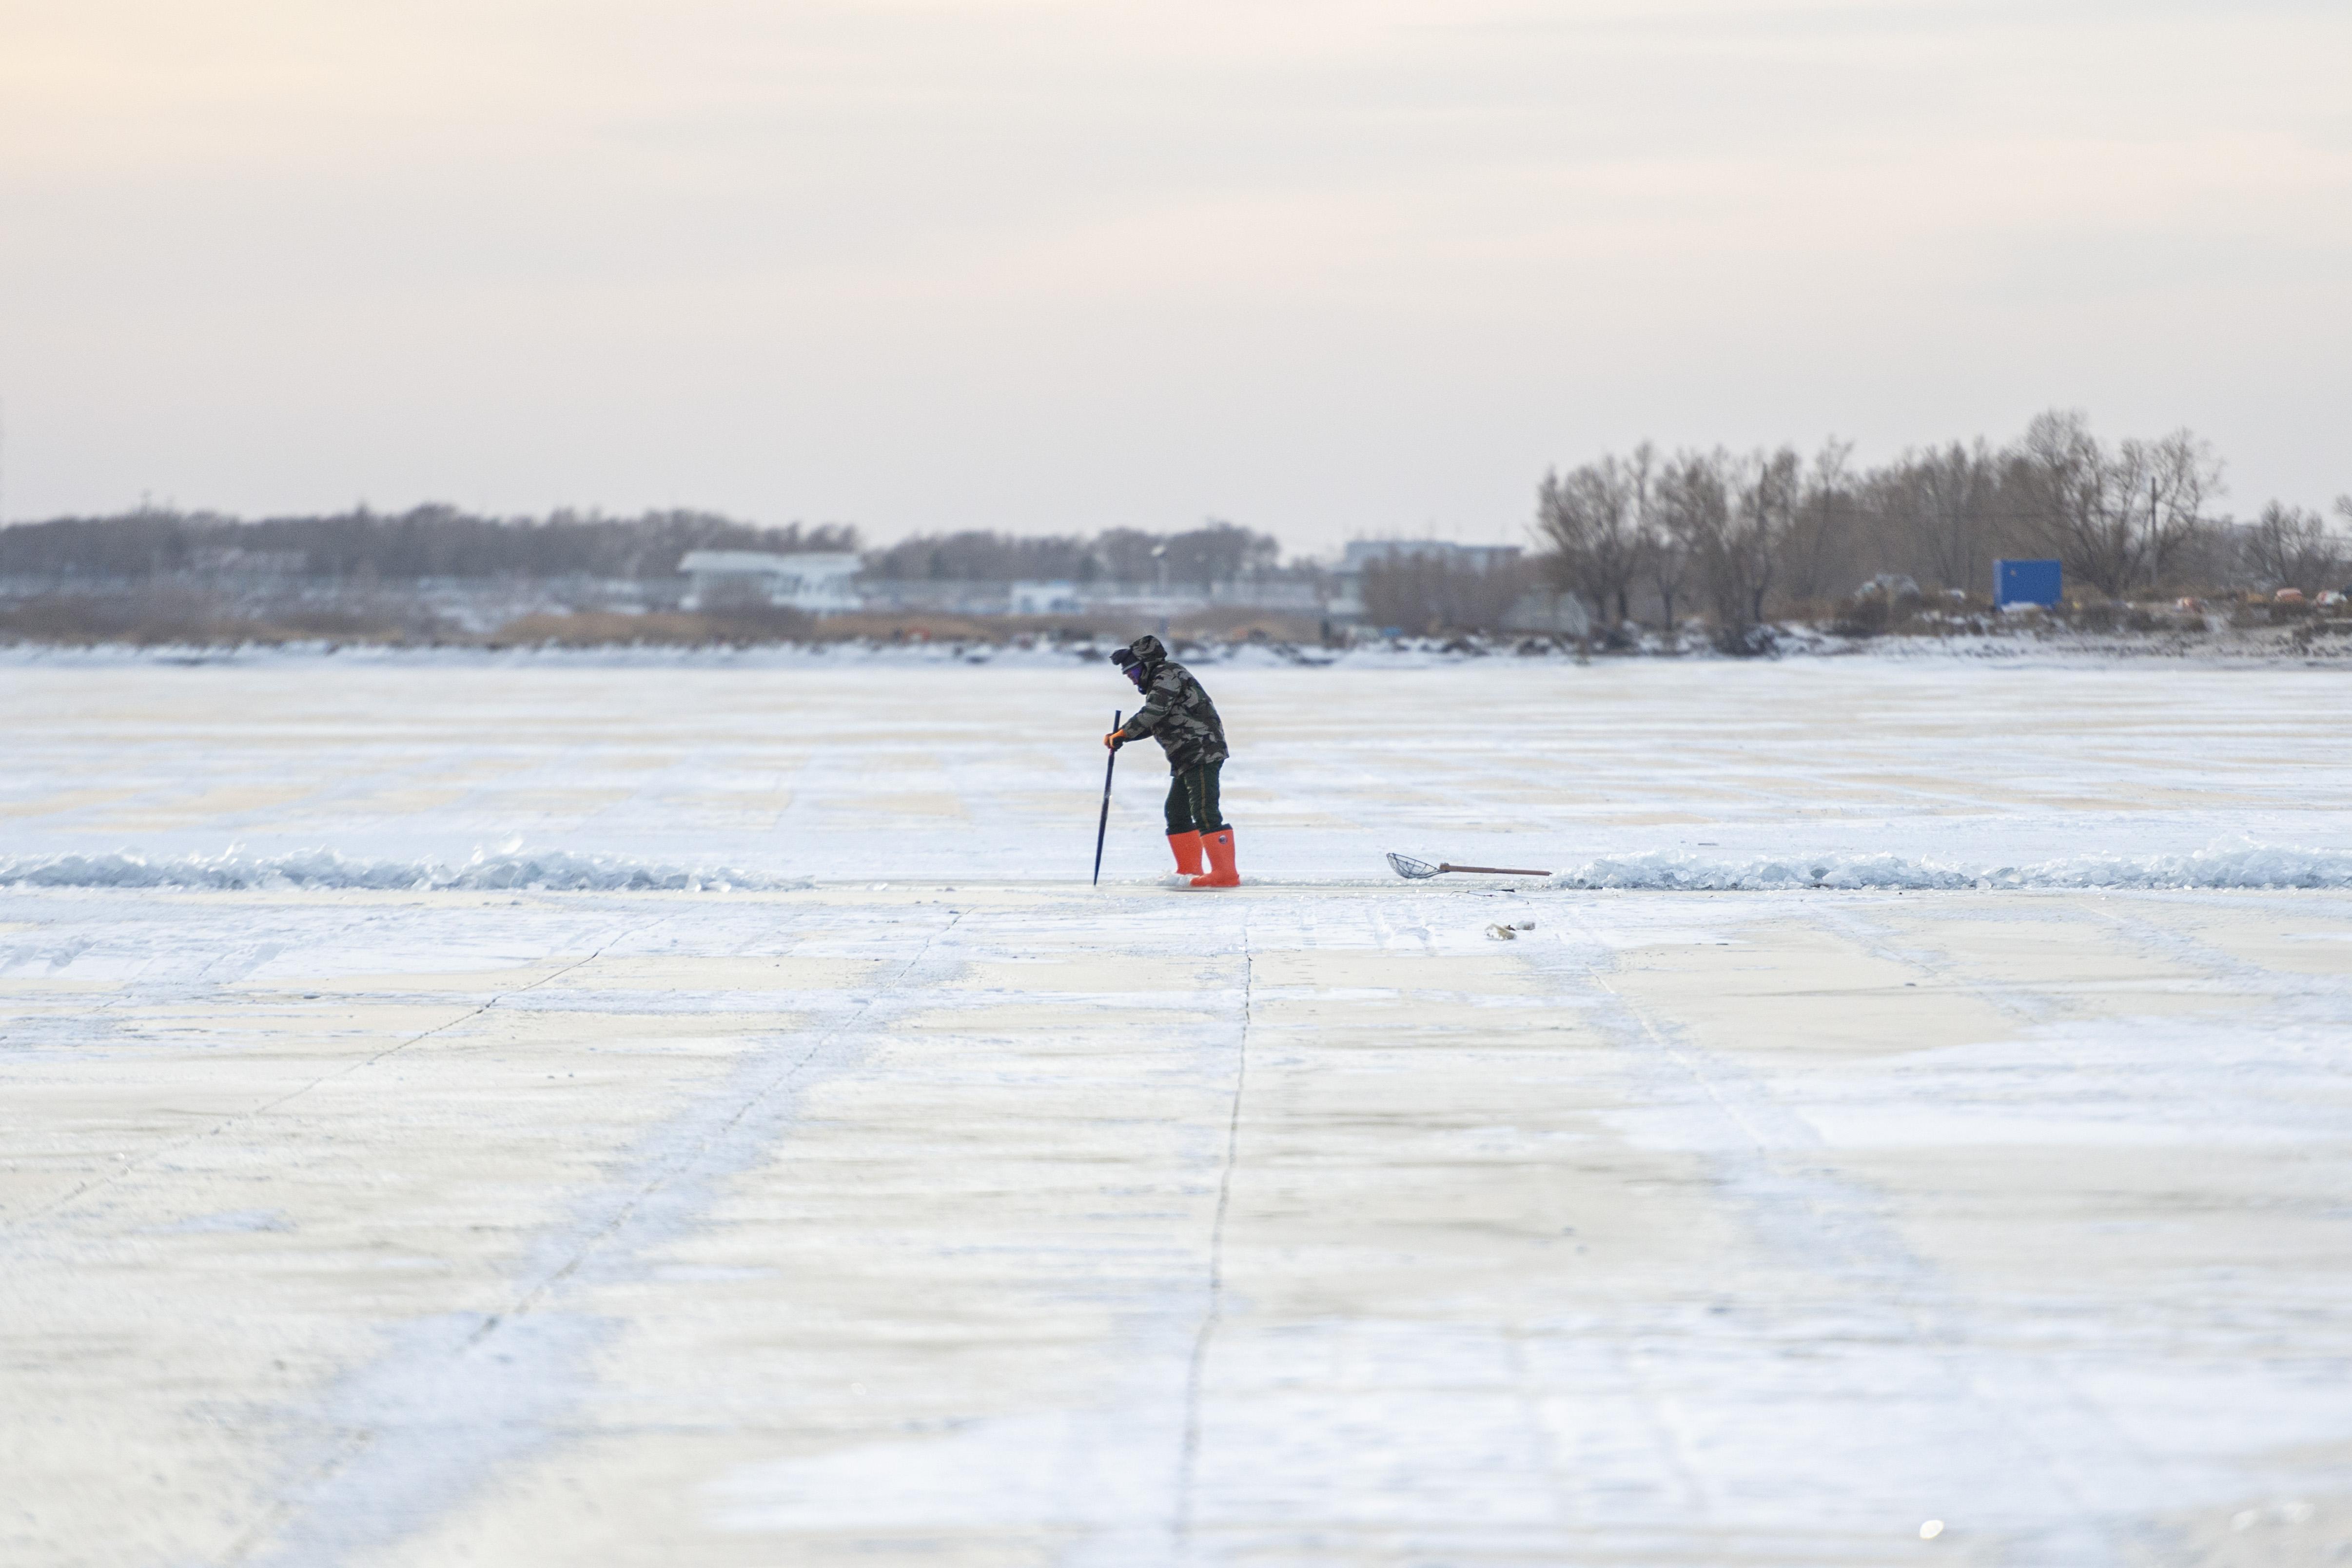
[
  {"xmin": 4, "ymin": 648, "xmax": 2350, "ymax": 887},
  {"xmin": 3, "ymin": 653, "xmax": 2351, "ymax": 1566}
]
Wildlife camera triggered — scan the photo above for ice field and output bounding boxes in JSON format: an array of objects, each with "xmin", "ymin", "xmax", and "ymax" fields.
[{"xmin": 5, "ymin": 651, "xmax": 2352, "ymax": 1566}]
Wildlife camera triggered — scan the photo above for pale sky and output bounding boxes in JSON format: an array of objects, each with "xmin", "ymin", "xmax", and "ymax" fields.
[{"xmin": 2, "ymin": 0, "xmax": 2346, "ymax": 555}]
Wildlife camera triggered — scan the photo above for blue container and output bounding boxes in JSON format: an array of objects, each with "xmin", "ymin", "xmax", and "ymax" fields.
[{"xmin": 1995, "ymin": 558, "xmax": 2062, "ymax": 608}]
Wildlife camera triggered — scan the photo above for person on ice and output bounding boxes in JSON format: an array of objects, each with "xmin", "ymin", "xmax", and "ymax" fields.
[{"xmin": 1106, "ymin": 634, "xmax": 1238, "ymax": 887}]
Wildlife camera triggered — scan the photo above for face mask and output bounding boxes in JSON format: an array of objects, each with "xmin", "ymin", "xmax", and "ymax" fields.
[{"xmin": 1124, "ymin": 665, "xmax": 1148, "ymax": 691}]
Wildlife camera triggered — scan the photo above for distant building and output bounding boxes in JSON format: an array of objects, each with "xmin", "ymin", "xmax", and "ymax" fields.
[
  {"xmin": 678, "ymin": 550, "xmax": 863, "ymax": 614},
  {"xmin": 1008, "ymin": 580, "xmax": 1084, "ymax": 615}
]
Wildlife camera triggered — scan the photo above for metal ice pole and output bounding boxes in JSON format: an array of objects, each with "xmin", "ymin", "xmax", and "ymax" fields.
[{"xmin": 1092, "ymin": 709, "xmax": 1120, "ymax": 886}]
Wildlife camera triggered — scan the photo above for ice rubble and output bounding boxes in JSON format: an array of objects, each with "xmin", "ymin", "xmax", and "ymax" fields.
[
  {"xmin": 1544, "ymin": 841, "xmax": 2352, "ymax": 891},
  {"xmin": 0, "ymin": 847, "xmax": 808, "ymax": 893},
  {"xmin": 5, "ymin": 841, "xmax": 2349, "ymax": 892}
]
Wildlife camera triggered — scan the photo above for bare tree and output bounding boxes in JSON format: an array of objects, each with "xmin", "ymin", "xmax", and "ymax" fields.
[
  {"xmin": 862, "ymin": 523, "xmax": 1282, "ymax": 588},
  {"xmin": 1534, "ymin": 450, "xmax": 1646, "ymax": 624},
  {"xmin": 2242, "ymin": 502, "xmax": 2348, "ymax": 592},
  {"xmin": 1865, "ymin": 440, "xmax": 2005, "ymax": 593},
  {"xmin": 864, "ymin": 529, "xmax": 1089, "ymax": 582},
  {"xmin": 1091, "ymin": 529, "xmax": 1164, "ymax": 583},
  {"xmin": 1528, "ymin": 415, "xmax": 2325, "ymax": 629},
  {"xmin": 2016, "ymin": 411, "xmax": 2222, "ymax": 596},
  {"xmin": 1627, "ymin": 440, "xmax": 1687, "ymax": 630},
  {"xmin": 1162, "ymin": 520, "xmax": 1280, "ymax": 591},
  {"xmin": 1650, "ymin": 446, "xmax": 1795, "ymax": 644},
  {"xmin": 1723, "ymin": 446, "xmax": 1800, "ymax": 629},
  {"xmin": 2118, "ymin": 429, "xmax": 2222, "ymax": 588},
  {"xmin": 1775, "ymin": 440, "xmax": 1857, "ymax": 606},
  {"xmin": 2018, "ymin": 411, "xmax": 2132, "ymax": 595},
  {"xmin": 1651, "ymin": 450, "xmax": 1731, "ymax": 636},
  {"xmin": 1360, "ymin": 551, "xmax": 1529, "ymax": 634},
  {"xmin": 0, "ymin": 506, "xmax": 862, "ymax": 583}
]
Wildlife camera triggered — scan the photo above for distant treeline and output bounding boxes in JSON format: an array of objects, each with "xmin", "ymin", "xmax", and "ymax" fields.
[
  {"xmin": 861, "ymin": 521, "xmax": 1285, "ymax": 587},
  {"xmin": 0, "ymin": 507, "xmax": 856, "ymax": 582},
  {"xmin": 1536, "ymin": 410, "xmax": 2352, "ymax": 637},
  {"xmin": 0, "ymin": 507, "xmax": 1294, "ymax": 588}
]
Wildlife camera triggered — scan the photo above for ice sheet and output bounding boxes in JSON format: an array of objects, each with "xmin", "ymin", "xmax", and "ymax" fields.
[
  {"xmin": 4, "ymin": 655, "xmax": 2351, "ymax": 1567},
  {"xmin": 2, "ymin": 652, "xmax": 2349, "ymax": 887}
]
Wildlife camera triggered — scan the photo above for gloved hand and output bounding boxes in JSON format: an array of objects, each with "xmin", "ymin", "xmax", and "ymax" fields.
[{"xmin": 1103, "ymin": 731, "xmax": 1124, "ymax": 750}]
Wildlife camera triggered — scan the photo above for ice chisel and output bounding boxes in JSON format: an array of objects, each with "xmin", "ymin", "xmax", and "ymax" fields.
[{"xmin": 1092, "ymin": 709, "xmax": 1120, "ymax": 885}]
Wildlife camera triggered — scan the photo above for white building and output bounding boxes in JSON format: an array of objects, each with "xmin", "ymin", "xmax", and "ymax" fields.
[{"xmin": 678, "ymin": 550, "xmax": 863, "ymax": 614}]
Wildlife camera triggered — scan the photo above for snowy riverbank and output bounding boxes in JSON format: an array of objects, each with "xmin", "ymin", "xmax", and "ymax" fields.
[{"xmin": 3, "ymin": 616, "xmax": 2350, "ymax": 670}]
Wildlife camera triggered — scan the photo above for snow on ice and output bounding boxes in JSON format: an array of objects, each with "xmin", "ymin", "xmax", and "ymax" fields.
[{"xmin": 3, "ymin": 651, "xmax": 2350, "ymax": 1567}]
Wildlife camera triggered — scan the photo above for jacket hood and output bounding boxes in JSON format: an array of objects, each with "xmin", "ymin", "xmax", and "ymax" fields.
[{"xmin": 1123, "ymin": 634, "xmax": 1167, "ymax": 669}]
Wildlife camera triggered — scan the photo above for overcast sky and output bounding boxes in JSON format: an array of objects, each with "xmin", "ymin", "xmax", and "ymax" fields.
[{"xmin": 1, "ymin": 0, "xmax": 2346, "ymax": 555}]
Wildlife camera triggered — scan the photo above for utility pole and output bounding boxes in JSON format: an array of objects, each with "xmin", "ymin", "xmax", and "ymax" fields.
[{"xmin": 1152, "ymin": 543, "xmax": 1168, "ymax": 640}]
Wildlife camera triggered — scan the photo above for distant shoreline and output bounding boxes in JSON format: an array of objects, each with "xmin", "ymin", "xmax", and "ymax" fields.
[{"xmin": 1, "ymin": 627, "xmax": 2346, "ymax": 667}]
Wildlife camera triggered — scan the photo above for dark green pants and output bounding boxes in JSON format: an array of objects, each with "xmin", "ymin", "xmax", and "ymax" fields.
[{"xmin": 1164, "ymin": 761, "xmax": 1226, "ymax": 835}]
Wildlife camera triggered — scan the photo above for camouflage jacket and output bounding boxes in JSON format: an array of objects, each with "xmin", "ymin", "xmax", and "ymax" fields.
[{"xmin": 1115, "ymin": 636, "xmax": 1229, "ymax": 772}]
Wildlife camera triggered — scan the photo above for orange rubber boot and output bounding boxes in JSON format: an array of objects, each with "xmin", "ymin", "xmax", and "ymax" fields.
[
  {"xmin": 1166, "ymin": 829, "xmax": 1204, "ymax": 878},
  {"xmin": 1191, "ymin": 828, "xmax": 1240, "ymax": 888}
]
